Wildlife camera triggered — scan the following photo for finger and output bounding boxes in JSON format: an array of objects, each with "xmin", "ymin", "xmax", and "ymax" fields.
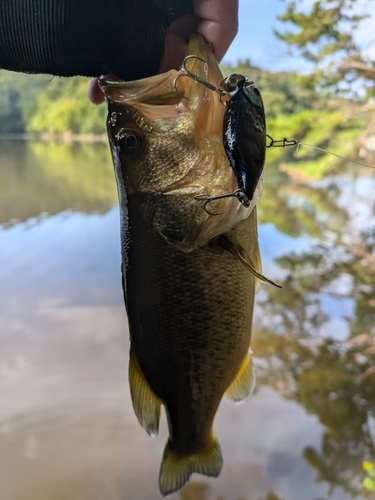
[
  {"xmin": 158, "ymin": 31, "xmax": 187, "ymax": 73},
  {"xmin": 194, "ymin": 0, "xmax": 239, "ymax": 61},
  {"xmin": 168, "ymin": 13, "xmax": 200, "ymax": 42},
  {"xmin": 159, "ymin": 14, "xmax": 199, "ymax": 73},
  {"xmin": 159, "ymin": 0, "xmax": 238, "ymax": 73},
  {"xmin": 88, "ymin": 77, "xmax": 105, "ymax": 104}
]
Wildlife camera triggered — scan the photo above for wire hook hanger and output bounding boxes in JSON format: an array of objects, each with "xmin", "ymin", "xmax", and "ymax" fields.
[{"xmin": 174, "ymin": 55, "xmax": 228, "ymax": 101}]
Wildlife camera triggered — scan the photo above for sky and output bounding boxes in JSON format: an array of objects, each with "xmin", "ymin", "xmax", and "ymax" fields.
[
  {"xmin": 223, "ymin": 0, "xmax": 295, "ymax": 70},
  {"xmin": 222, "ymin": 0, "xmax": 375, "ymax": 72}
]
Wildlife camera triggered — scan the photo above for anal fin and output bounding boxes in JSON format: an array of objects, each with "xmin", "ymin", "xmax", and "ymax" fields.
[
  {"xmin": 159, "ymin": 434, "xmax": 223, "ymax": 496},
  {"xmin": 225, "ymin": 350, "xmax": 256, "ymax": 402},
  {"xmin": 129, "ymin": 349, "xmax": 162, "ymax": 437}
]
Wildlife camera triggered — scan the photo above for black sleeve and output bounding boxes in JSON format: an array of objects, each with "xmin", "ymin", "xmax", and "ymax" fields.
[{"xmin": 0, "ymin": 0, "xmax": 193, "ymax": 80}]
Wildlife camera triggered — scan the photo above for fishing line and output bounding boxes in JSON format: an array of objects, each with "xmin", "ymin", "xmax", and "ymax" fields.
[
  {"xmin": 174, "ymin": 59, "xmax": 375, "ymax": 172},
  {"xmin": 297, "ymin": 142, "xmax": 375, "ymax": 170},
  {"xmin": 266, "ymin": 134, "xmax": 375, "ymax": 170}
]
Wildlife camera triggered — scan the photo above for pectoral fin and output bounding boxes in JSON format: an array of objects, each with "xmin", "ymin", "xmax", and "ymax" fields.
[
  {"xmin": 253, "ymin": 239, "xmax": 262, "ymax": 294},
  {"xmin": 225, "ymin": 350, "xmax": 256, "ymax": 402},
  {"xmin": 159, "ymin": 434, "xmax": 223, "ymax": 496},
  {"xmin": 129, "ymin": 349, "xmax": 162, "ymax": 437},
  {"xmin": 219, "ymin": 235, "xmax": 282, "ymax": 288}
]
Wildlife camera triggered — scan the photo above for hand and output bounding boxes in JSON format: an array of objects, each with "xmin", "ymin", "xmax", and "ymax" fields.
[{"xmin": 88, "ymin": 0, "xmax": 238, "ymax": 104}]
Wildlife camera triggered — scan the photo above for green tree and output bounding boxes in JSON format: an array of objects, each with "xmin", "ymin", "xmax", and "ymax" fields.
[
  {"xmin": 221, "ymin": 61, "xmax": 324, "ymax": 117},
  {"xmin": 0, "ymin": 72, "xmax": 50, "ymax": 132},
  {"xmin": 222, "ymin": 60, "xmax": 371, "ymax": 180},
  {"xmin": 0, "ymin": 71, "xmax": 106, "ymax": 135},
  {"xmin": 275, "ymin": 0, "xmax": 375, "ymax": 98},
  {"xmin": 28, "ymin": 77, "xmax": 107, "ymax": 134}
]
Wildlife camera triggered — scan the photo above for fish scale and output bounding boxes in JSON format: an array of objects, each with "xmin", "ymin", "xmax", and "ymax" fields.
[{"xmin": 126, "ymin": 200, "xmax": 255, "ymax": 448}]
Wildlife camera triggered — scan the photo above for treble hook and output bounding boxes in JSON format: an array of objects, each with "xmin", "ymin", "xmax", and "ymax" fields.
[
  {"xmin": 195, "ymin": 189, "xmax": 250, "ymax": 216},
  {"xmin": 266, "ymin": 134, "xmax": 298, "ymax": 148},
  {"xmin": 174, "ymin": 55, "xmax": 228, "ymax": 101}
]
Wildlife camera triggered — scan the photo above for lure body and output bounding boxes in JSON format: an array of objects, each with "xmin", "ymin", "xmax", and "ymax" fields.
[{"xmin": 222, "ymin": 74, "xmax": 266, "ymax": 203}]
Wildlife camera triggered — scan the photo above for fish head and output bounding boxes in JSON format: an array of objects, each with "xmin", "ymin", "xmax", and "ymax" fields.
[{"xmin": 100, "ymin": 34, "xmax": 261, "ymax": 252}]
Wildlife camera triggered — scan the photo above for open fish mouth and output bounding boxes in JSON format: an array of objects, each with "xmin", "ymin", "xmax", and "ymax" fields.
[{"xmin": 99, "ymin": 34, "xmax": 262, "ymax": 252}]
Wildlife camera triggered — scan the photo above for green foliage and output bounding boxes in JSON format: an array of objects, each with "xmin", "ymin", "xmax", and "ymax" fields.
[
  {"xmin": 0, "ymin": 71, "xmax": 106, "ymax": 135},
  {"xmin": 276, "ymin": 0, "xmax": 375, "ymax": 98},
  {"xmin": 0, "ymin": 72, "xmax": 50, "ymax": 132},
  {"xmin": 220, "ymin": 60, "xmax": 370, "ymax": 180},
  {"xmin": 266, "ymin": 107, "xmax": 369, "ymax": 180},
  {"xmin": 1, "ymin": 58, "xmax": 371, "ymax": 181},
  {"xmin": 221, "ymin": 61, "xmax": 324, "ymax": 117},
  {"xmin": 27, "ymin": 77, "xmax": 107, "ymax": 134},
  {"xmin": 276, "ymin": 1, "xmax": 359, "ymax": 60},
  {"xmin": 363, "ymin": 461, "xmax": 375, "ymax": 491}
]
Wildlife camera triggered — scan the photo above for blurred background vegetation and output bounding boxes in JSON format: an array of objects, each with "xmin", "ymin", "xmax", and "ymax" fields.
[
  {"xmin": 1, "ymin": 64, "xmax": 372, "ymax": 183},
  {"xmin": 0, "ymin": 74, "xmax": 107, "ymax": 136},
  {"xmin": 1, "ymin": 2, "xmax": 375, "ymax": 499},
  {"xmin": 1, "ymin": 1, "xmax": 374, "ymax": 181}
]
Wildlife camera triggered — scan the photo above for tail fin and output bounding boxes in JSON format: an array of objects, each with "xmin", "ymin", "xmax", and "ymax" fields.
[{"xmin": 159, "ymin": 435, "xmax": 223, "ymax": 496}]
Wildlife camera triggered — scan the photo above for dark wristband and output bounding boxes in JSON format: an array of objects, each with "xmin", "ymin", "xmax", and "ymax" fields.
[{"xmin": 0, "ymin": 0, "xmax": 193, "ymax": 80}]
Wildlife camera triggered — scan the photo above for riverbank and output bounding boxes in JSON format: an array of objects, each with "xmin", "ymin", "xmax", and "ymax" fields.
[{"xmin": 0, "ymin": 132, "xmax": 107, "ymax": 143}]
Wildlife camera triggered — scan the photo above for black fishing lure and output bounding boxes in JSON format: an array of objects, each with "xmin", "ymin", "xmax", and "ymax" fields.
[
  {"xmin": 175, "ymin": 57, "xmax": 266, "ymax": 211},
  {"xmin": 221, "ymin": 73, "xmax": 266, "ymax": 205}
]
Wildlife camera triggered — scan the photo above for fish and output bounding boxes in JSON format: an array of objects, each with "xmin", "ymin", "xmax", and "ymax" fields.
[{"xmin": 99, "ymin": 34, "xmax": 263, "ymax": 496}]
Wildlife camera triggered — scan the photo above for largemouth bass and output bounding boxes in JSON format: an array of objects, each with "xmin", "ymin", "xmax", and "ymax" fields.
[{"xmin": 100, "ymin": 34, "xmax": 264, "ymax": 496}]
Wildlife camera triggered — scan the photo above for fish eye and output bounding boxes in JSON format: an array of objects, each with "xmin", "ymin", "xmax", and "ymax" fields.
[
  {"xmin": 221, "ymin": 73, "xmax": 247, "ymax": 92},
  {"xmin": 116, "ymin": 128, "xmax": 143, "ymax": 155}
]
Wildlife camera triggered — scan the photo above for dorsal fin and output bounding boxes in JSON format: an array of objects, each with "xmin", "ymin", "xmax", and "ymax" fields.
[
  {"xmin": 128, "ymin": 349, "xmax": 162, "ymax": 437},
  {"xmin": 225, "ymin": 350, "xmax": 256, "ymax": 402}
]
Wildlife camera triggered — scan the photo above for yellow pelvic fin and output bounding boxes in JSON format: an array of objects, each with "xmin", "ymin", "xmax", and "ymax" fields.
[
  {"xmin": 225, "ymin": 350, "xmax": 256, "ymax": 402},
  {"xmin": 129, "ymin": 349, "xmax": 162, "ymax": 437},
  {"xmin": 159, "ymin": 435, "xmax": 223, "ymax": 497},
  {"xmin": 220, "ymin": 235, "xmax": 282, "ymax": 289}
]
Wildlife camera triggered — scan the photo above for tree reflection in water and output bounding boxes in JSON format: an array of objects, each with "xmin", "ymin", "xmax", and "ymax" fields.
[
  {"xmin": 254, "ymin": 159, "xmax": 375, "ymax": 498},
  {"xmin": 1, "ymin": 140, "xmax": 374, "ymax": 499},
  {"xmin": 0, "ymin": 140, "xmax": 117, "ymax": 226},
  {"xmin": 180, "ymin": 482, "xmax": 285, "ymax": 500}
]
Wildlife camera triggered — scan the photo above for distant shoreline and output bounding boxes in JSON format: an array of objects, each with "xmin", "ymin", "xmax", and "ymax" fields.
[{"xmin": 0, "ymin": 132, "xmax": 107, "ymax": 143}]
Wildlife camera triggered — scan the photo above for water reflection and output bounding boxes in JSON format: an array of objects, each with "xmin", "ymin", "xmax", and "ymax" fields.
[
  {"xmin": 1, "ymin": 140, "xmax": 374, "ymax": 500},
  {"xmin": 255, "ymin": 161, "xmax": 375, "ymax": 499},
  {"xmin": 0, "ymin": 140, "xmax": 117, "ymax": 226}
]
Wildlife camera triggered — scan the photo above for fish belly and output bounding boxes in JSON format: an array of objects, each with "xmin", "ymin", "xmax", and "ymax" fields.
[{"xmin": 125, "ymin": 196, "xmax": 256, "ymax": 450}]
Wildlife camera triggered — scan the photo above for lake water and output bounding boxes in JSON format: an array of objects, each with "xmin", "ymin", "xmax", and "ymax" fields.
[{"xmin": 1, "ymin": 140, "xmax": 374, "ymax": 500}]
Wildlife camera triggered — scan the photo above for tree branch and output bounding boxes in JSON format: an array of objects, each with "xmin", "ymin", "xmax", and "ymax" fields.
[{"xmin": 339, "ymin": 59, "xmax": 375, "ymax": 78}]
